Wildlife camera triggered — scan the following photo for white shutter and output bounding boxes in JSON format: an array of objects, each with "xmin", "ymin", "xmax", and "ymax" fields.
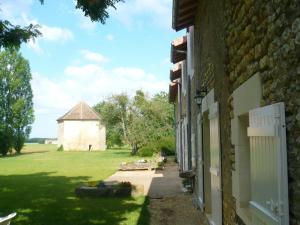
[
  {"xmin": 182, "ymin": 61, "xmax": 187, "ymax": 95},
  {"xmin": 191, "ymin": 132, "xmax": 196, "ymax": 168},
  {"xmin": 209, "ymin": 102, "xmax": 222, "ymax": 225},
  {"xmin": 187, "ymin": 26, "xmax": 194, "ymax": 78},
  {"xmin": 196, "ymin": 113, "xmax": 204, "ymax": 210},
  {"xmin": 182, "ymin": 117, "xmax": 189, "ymax": 171},
  {"xmin": 247, "ymin": 102, "xmax": 289, "ymax": 225},
  {"xmin": 176, "ymin": 123, "xmax": 181, "ymax": 165}
]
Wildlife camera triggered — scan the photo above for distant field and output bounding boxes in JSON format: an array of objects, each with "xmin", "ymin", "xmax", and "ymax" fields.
[{"xmin": 0, "ymin": 144, "xmax": 149, "ymax": 225}]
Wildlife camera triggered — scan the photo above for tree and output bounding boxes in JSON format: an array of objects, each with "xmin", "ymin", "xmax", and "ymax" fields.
[
  {"xmin": 0, "ymin": 49, "xmax": 34, "ymax": 155},
  {"xmin": 0, "ymin": 0, "xmax": 124, "ymax": 49},
  {"xmin": 127, "ymin": 91, "xmax": 174, "ymax": 154},
  {"xmin": 94, "ymin": 93, "xmax": 130, "ymax": 148},
  {"xmin": 95, "ymin": 90, "xmax": 175, "ymax": 155}
]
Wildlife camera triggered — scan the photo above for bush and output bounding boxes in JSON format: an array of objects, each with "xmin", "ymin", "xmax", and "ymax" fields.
[
  {"xmin": 57, "ymin": 145, "xmax": 64, "ymax": 151},
  {"xmin": 138, "ymin": 145, "xmax": 155, "ymax": 157},
  {"xmin": 156, "ymin": 136, "xmax": 175, "ymax": 156},
  {"xmin": 137, "ymin": 136, "xmax": 175, "ymax": 157}
]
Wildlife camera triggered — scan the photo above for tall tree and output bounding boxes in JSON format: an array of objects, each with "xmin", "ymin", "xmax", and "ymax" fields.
[
  {"xmin": 127, "ymin": 91, "xmax": 174, "ymax": 154},
  {"xmin": 0, "ymin": 0, "xmax": 124, "ymax": 49},
  {"xmin": 94, "ymin": 93, "xmax": 129, "ymax": 148},
  {"xmin": 0, "ymin": 49, "xmax": 34, "ymax": 155},
  {"xmin": 94, "ymin": 90, "xmax": 174, "ymax": 154}
]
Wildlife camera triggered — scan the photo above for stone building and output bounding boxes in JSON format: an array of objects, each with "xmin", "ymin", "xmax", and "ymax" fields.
[
  {"xmin": 169, "ymin": 0, "xmax": 300, "ymax": 225},
  {"xmin": 57, "ymin": 101, "xmax": 106, "ymax": 151}
]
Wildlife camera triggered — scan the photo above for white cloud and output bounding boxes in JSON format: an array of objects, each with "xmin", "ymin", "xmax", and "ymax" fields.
[
  {"xmin": 27, "ymin": 23, "xmax": 73, "ymax": 53},
  {"xmin": 28, "ymin": 39, "xmax": 44, "ymax": 54},
  {"xmin": 0, "ymin": 0, "xmax": 33, "ymax": 22},
  {"xmin": 40, "ymin": 25, "xmax": 73, "ymax": 42},
  {"xmin": 32, "ymin": 64, "xmax": 168, "ymax": 118},
  {"xmin": 31, "ymin": 55, "xmax": 168, "ymax": 137},
  {"xmin": 106, "ymin": 34, "xmax": 114, "ymax": 41},
  {"xmin": 80, "ymin": 50, "xmax": 109, "ymax": 64},
  {"xmin": 0, "ymin": 3, "xmax": 73, "ymax": 53},
  {"xmin": 111, "ymin": 0, "xmax": 172, "ymax": 29},
  {"xmin": 112, "ymin": 67, "xmax": 146, "ymax": 80}
]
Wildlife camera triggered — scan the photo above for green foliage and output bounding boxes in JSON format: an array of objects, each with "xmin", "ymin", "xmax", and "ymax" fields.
[
  {"xmin": 57, "ymin": 145, "xmax": 64, "ymax": 152},
  {"xmin": 138, "ymin": 136, "xmax": 175, "ymax": 157},
  {"xmin": 26, "ymin": 138, "xmax": 47, "ymax": 144},
  {"xmin": 76, "ymin": 0, "xmax": 124, "ymax": 23},
  {"xmin": 94, "ymin": 93, "xmax": 129, "ymax": 148},
  {"xmin": 0, "ymin": 132, "xmax": 13, "ymax": 156},
  {"xmin": 127, "ymin": 91, "xmax": 175, "ymax": 154},
  {"xmin": 0, "ymin": 21, "xmax": 41, "ymax": 49},
  {"xmin": 94, "ymin": 90, "xmax": 175, "ymax": 155},
  {"xmin": 0, "ymin": 49, "xmax": 34, "ymax": 155},
  {"xmin": 138, "ymin": 145, "xmax": 155, "ymax": 157},
  {"xmin": 0, "ymin": 0, "xmax": 124, "ymax": 49},
  {"xmin": 155, "ymin": 136, "xmax": 176, "ymax": 156},
  {"xmin": 13, "ymin": 133, "xmax": 26, "ymax": 154}
]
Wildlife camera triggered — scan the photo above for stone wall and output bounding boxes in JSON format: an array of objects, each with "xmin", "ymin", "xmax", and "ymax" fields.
[
  {"xmin": 193, "ymin": 0, "xmax": 236, "ymax": 224},
  {"xmin": 190, "ymin": 0, "xmax": 300, "ymax": 224},
  {"xmin": 60, "ymin": 120, "xmax": 106, "ymax": 151},
  {"xmin": 225, "ymin": 0, "xmax": 300, "ymax": 224}
]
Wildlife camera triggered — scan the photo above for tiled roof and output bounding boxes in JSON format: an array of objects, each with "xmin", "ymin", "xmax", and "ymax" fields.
[{"xmin": 57, "ymin": 101, "xmax": 100, "ymax": 121}]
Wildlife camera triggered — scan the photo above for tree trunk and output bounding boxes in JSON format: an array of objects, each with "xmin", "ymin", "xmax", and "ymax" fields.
[{"xmin": 131, "ymin": 143, "xmax": 138, "ymax": 155}]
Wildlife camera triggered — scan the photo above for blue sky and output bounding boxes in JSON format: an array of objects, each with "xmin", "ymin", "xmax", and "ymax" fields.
[{"xmin": 0, "ymin": 0, "xmax": 183, "ymax": 138}]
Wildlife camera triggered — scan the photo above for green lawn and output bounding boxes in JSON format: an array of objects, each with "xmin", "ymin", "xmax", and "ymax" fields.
[{"xmin": 0, "ymin": 145, "xmax": 149, "ymax": 225}]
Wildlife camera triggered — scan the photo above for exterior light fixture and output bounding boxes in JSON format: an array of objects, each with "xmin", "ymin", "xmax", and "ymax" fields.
[{"xmin": 194, "ymin": 88, "xmax": 207, "ymax": 107}]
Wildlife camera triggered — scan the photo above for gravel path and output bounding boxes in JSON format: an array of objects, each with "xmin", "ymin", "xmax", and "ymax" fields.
[{"xmin": 106, "ymin": 160, "xmax": 209, "ymax": 225}]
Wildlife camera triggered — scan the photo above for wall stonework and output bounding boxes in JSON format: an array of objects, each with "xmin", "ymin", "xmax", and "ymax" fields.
[
  {"xmin": 189, "ymin": 0, "xmax": 300, "ymax": 224},
  {"xmin": 193, "ymin": 0, "xmax": 236, "ymax": 224},
  {"xmin": 224, "ymin": 0, "xmax": 300, "ymax": 224}
]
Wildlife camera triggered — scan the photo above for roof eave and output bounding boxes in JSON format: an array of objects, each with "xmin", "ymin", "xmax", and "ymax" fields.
[
  {"xmin": 170, "ymin": 36, "xmax": 187, "ymax": 64},
  {"xmin": 172, "ymin": 0, "xmax": 198, "ymax": 31}
]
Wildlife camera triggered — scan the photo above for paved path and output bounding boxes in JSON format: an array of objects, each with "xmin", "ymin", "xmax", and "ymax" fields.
[
  {"xmin": 106, "ymin": 160, "xmax": 209, "ymax": 225},
  {"xmin": 106, "ymin": 161, "xmax": 182, "ymax": 197}
]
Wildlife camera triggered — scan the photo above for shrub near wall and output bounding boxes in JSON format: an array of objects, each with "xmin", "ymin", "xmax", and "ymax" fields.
[{"xmin": 138, "ymin": 136, "xmax": 175, "ymax": 157}]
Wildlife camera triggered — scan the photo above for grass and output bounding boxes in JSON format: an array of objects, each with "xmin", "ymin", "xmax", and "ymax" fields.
[{"xmin": 0, "ymin": 145, "xmax": 150, "ymax": 225}]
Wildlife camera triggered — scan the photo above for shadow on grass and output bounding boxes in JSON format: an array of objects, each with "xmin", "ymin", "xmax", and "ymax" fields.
[
  {"xmin": 0, "ymin": 172, "xmax": 148, "ymax": 225},
  {"xmin": 136, "ymin": 197, "xmax": 150, "ymax": 225},
  {"xmin": 1, "ymin": 151, "xmax": 49, "ymax": 158}
]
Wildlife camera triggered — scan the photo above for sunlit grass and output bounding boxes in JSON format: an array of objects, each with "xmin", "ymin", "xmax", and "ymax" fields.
[{"xmin": 0, "ymin": 145, "xmax": 149, "ymax": 225}]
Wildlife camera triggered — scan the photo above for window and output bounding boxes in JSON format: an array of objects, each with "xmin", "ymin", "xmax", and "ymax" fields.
[
  {"xmin": 248, "ymin": 103, "xmax": 289, "ymax": 225},
  {"xmin": 232, "ymin": 74, "xmax": 289, "ymax": 225}
]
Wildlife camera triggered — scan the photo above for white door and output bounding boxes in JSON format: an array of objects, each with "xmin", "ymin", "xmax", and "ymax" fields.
[
  {"xmin": 247, "ymin": 103, "xmax": 289, "ymax": 225},
  {"xmin": 176, "ymin": 123, "xmax": 181, "ymax": 165},
  {"xmin": 182, "ymin": 117, "xmax": 189, "ymax": 171},
  {"xmin": 209, "ymin": 102, "xmax": 222, "ymax": 225},
  {"xmin": 196, "ymin": 113, "xmax": 204, "ymax": 210}
]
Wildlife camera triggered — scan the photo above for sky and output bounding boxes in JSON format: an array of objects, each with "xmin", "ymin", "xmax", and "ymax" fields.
[{"xmin": 0, "ymin": 0, "xmax": 184, "ymax": 138}]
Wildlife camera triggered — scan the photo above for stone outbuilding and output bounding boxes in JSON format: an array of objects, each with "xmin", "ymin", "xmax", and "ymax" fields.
[{"xmin": 57, "ymin": 101, "xmax": 106, "ymax": 151}]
